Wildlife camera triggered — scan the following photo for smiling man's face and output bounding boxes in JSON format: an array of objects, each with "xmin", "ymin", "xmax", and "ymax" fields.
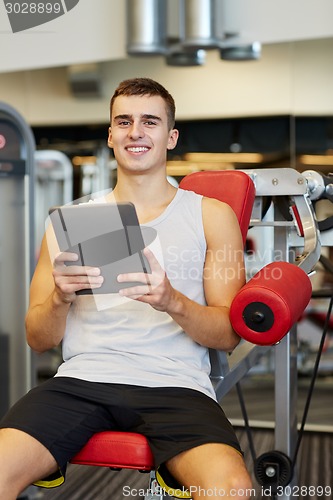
[{"xmin": 108, "ymin": 94, "xmax": 178, "ymax": 175}]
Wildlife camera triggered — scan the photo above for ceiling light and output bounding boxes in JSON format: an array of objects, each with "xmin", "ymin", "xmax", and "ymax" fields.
[
  {"xmin": 220, "ymin": 41, "xmax": 261, "ymax": 61},
  {"xmin": 166, "ymin": 48, "xmax": 206, "ymax": 67}
]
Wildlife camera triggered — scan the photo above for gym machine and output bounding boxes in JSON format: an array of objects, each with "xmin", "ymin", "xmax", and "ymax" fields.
[
  {"xmin": 0, "ymin": 102, "xmax": 35, "ymax": 418},
  {"xmin": 144, "ymin": 167, "xmax": 331, "ymax": 499},
  {"xmin": 34, "ymin": 149, "xmax": 73, "ymax": 254},
  {"xmin": 34, "ymin": 150, "xmax": 74, "ymax": 380},
  {"xmin": 202, "ymin": 167, "xmax": 331, "ymax": 499}
]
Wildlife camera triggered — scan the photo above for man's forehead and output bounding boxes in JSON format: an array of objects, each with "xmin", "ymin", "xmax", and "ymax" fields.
[{"xmin": 112, "ymin": 94, "xmax": 167, "ymax": 119}]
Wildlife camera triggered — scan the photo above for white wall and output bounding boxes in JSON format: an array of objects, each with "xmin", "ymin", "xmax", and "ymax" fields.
[
  {"xmin": 0, "ymin": 38, "xmax": 333, "ymax": 126},
  {"xmin": 218, "ymin": 0, "xmax": 333, "ymax": 45}
]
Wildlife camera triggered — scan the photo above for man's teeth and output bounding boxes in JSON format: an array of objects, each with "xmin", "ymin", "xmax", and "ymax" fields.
[{"xmin": 127, "ymin": 147, "xmax": 148, "ymax": 152}]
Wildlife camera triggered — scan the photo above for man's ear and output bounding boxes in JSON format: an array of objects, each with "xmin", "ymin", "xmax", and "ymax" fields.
[
  {"xmin": 107, "ymin": 127, "xmax": 113, "ymax": 148},
  {"xmin": 167, "ymin": 128, "xmax": 179, "ymax": 150}
]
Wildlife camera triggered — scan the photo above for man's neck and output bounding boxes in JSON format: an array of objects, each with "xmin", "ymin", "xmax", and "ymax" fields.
[{"xmin": 109, "ymin": 171, "xmax": 177, "ymax": 223}]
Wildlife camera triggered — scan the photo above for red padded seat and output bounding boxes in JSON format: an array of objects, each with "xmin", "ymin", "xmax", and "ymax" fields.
[{"xmin": 70, "ymin": 431, "xmax": 154, "ymax": 471}]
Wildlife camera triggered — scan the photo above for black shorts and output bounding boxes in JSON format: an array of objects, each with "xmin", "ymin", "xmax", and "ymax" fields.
[{"xmin": 0, "ymin": 377, "xmax": 241, "ymax": 489}]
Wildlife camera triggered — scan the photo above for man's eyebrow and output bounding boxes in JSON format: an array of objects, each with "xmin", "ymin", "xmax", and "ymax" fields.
[
  {"xmin": 142, "ymin": 114, "xmax": 162, "ymax": 122},
  {"xmin": 113, "ymin": 113, "xmax": 162, "ymax": 122},
  {"xmin": 114, "ymin": 114, "xmax": 132, "ymax": 121}
]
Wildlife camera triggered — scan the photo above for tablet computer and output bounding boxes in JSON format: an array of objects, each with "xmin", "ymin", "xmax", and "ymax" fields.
[{"xmin": 49, "ymin": 202, "xmax": 155, "ymax": 294}]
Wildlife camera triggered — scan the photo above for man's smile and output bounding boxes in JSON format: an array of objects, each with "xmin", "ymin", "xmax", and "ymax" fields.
[{"xmin": 126, "ymin": 146, "xmax": 150, "ymax": 153}]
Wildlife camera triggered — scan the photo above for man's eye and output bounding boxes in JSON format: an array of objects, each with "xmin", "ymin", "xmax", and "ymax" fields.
[
  {"xmin": 119, "ymin": 121, "xmax": 130, "ymax": 126},
  {"xmin": 145, "ymin": 121, "xmax": 157, "ymax": 126}
]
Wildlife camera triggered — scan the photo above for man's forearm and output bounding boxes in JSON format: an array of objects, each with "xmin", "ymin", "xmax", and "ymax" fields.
[
  {"xmin": 25, "ymin": 291, "xmax": 71, "ymax": 353},
  {"xmin": 166, "ymin": 289, "xmax": 240, "ymax": 351}
]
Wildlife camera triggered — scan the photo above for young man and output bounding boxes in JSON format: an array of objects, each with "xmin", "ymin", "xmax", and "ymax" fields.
[{"xmin": 0, "ymin": 78, "xmax": 252, "ymax": 499}]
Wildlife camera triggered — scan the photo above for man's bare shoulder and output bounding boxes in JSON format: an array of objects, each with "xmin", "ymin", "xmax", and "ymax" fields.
[
  {"xmin": 201, "ymin": 196, "xmax": 242, "ymax": 249},
  {"xmin": 202, "ymin": 196, "xmax": 237, "ymax": 222}
]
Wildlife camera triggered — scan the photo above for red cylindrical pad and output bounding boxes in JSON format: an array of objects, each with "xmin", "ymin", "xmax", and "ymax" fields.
[{"xmin": 230, "ymin": 262, "xmax": 312, "ymax": 345}]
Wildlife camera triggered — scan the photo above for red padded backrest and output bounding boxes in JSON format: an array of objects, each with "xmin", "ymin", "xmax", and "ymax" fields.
[{"xmin": 179, "ymin": 170, "xmax": 255, "ymax": 245}]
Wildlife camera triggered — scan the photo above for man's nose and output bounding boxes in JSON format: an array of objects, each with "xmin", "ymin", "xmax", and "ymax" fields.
[{"xmin": 129, "ymin": 122, "xmax": 144, "ymax": 139}]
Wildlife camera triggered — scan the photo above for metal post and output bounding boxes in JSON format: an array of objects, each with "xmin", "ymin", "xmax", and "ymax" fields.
[{"xmin": 273, "ymin": 220, "xmax": 299, "ymax": 499}]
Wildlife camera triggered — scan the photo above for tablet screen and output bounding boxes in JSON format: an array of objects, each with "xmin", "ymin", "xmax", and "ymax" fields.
[{"xmin": 49, "ymin": 202, "xmax": 155, "ymax": 294}]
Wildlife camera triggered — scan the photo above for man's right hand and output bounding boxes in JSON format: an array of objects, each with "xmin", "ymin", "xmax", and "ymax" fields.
[{"xmin": 52, "ymin": 251, "xmax": 104, "ymax": 303}]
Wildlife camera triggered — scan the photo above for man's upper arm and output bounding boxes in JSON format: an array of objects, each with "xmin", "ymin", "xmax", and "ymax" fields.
[{"xmin": 202, "ymin": 197, "xmax": 246, "ymax": 308}]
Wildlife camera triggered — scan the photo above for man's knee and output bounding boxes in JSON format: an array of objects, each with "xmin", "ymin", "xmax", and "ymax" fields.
[
  {"xmin": 166, "ymin": 443, "xmax": 253, "ymax": 499},
  {"xmin": 190, "ymin": 469, "xmax": 253, "ymax": 499},
  {"xmin": 224, "ymin": 469, "xmax": 254, "ymax": 499},
  {"xmin": 0, "ymin": 427, "xmax": 58, "ymax": 495}
]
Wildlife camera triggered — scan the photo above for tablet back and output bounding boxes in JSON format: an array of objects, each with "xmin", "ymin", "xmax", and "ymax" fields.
[{"xmin": 49, "ymin": 202, "xmax": 155, "ymax": 294}]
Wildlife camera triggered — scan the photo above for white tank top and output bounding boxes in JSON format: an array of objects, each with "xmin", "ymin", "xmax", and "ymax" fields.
[{"xmin": 55, "ymin": 189, "xmax": 216, "ymax": 399}]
